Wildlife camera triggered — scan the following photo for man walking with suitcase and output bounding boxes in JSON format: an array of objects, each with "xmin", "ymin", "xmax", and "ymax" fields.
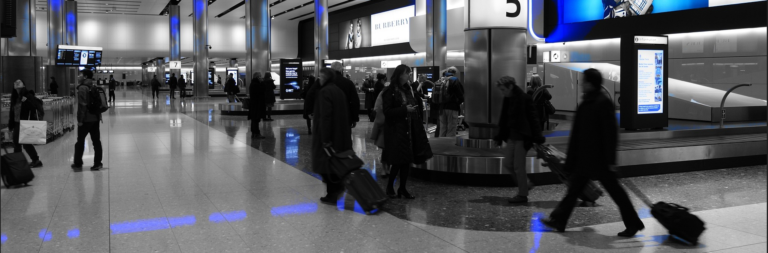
[
  {"xmin": 542, "ymin": 68, "xmax": 644, "ymax": 237},
  {"xmin": 312, "ymin": 68, "xmax": 352, "ymax": 205},
  {"xmin": 72, "ymin": 69, "xmax": 104, "ymax": 171}
]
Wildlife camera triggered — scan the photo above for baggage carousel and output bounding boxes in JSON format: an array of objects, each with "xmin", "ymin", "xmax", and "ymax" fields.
[{"xmin": 420, "ymin": 122, "xmax": 767, "ymax": 180}]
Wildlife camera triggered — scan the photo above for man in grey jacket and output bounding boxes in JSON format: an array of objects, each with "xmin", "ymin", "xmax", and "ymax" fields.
[{"xmin": 72, "ymin": 69, "xmax": 103, "ymax": 171}]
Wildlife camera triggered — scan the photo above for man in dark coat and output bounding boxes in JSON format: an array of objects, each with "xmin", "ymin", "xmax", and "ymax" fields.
[
  {"xmin": 312, "ymin": 68, "xmax": 352, "ymax": 204},
  {"xmin": 151, "ymin": 75, "xmax": 161, "ymax": 100},
  {"xmin": 49, "ymin": 77, "xmax": 58, "ymax": 95},
  {"xmin": 108, "ymin": 75, "xmax": 117, "ymax": 102},
  {"xmin": 224, "ymin": 73, "xmax": 238, "ymax": 103},
  {"xmin": 362, "ymin": 75, "xmax": 377, "ymax": 121},
  {"xmin": 302, "ymin": 76, "xmax": 318, "ymax": 135},
  {"xmin": 330, "ymin": 62, "xmax": 360, "ymax": 128},
  {"xmin": 179, "ymin": 76, "xmax": 187, "ymax": 99},
  {"xmin": 169, "ymin": 73, "xmax": 178, "ymax": 99},
  {"xmin": 249, "ymin": 73, "xmax": 266, "ymax": 139},
  {"xmin": 543, "ymin": 68, "xmax": 644, "ymax": 237}
]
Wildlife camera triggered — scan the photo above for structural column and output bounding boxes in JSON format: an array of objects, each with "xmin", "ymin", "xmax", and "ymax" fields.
[
  {"xmin": 245, "ymin": 0, "xmax": 270, "ymax": 85},
  {"xmin": 169, "ymin": 5, "xmax": 181, "ymax": 79},
  {"xmin": 47, "ymin": 0, "xmax": 64, "ymax": 64},
  {"xmin": 64, "ymin": 1, "xmax": 77, "ymax": 46},
  {"xmin": 426, "ymin": 0, "xmax": 447, "ymax": 70},
  {"xmin": 156, "ymin": 58, "xmax": 165, "ymax": 87},
  {"xmin": 314, "ymin": 0, "xmax": 329, "ymax": 77},
  {"xmin": 6, "ymin": 0, "xmax": 36, "ymax": 56},
  {"xmin": 1, "ymin": 0, "xmax": 44, "ymax": 94},
  {"xmin": 193, "ymin": 0, "xmax": 209, "ymax": 97}
]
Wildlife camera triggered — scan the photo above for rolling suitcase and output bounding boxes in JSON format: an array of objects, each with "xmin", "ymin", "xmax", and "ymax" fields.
[
  {"xmin": 622, "ymin": 180, "xmax": 705, "ymax": 245},
  {"xmin": 534, "ymin": 144, "xmax": 603, "ymax": 203},
  {"xmin": 1, "ymin": 147, "xmax": 34, "ymax": 188},
  {"xmin": 343, "ymin": 169, "xmax": 388, "ymax": 214}
]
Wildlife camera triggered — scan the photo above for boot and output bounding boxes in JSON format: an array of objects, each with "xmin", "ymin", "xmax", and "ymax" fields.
[
  {"xmin": 386, "ymin": 165, "xmax": 400, "ymax": 198},
  {"xmin": 397, "ymin": 166, "xmax": 415, "ymax": 199}
]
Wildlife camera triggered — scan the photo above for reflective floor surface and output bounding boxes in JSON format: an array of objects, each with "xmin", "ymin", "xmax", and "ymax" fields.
[{"xmin": 0, "ymin": 86, "xmax": 765, "ymax": 253}]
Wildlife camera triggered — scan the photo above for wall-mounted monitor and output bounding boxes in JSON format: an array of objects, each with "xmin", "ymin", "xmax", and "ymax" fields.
[{"xmin": 56, "ymin": 45, "xmax": 102, "ymax": 66}]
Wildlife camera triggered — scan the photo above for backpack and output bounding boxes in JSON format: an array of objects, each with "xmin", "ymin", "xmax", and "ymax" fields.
[
  {"xmin": 78, "ymin": 84, "xmax": 109, "ymax": 114},
  {"xmin": 433, "ymin": 77, "xmax": 456, "ymax": 105}
]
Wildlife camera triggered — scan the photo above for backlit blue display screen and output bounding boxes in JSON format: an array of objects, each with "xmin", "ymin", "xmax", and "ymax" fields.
[{"xmin": 564, "ymin": 0, "xmax": 759, "ymax": 24}]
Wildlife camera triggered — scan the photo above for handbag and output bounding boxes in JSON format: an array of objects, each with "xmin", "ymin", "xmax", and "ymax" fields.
[
  {"xmin": 18, "ymin": 111, "xmax": 46, "ymax": 145},
  {"xmin": 533, "ymin": 87, "xmax": 556, "ymax": 115},
  {"xmin": 324, "ymin": 147, "xmax": 364, "ymax": 178}
]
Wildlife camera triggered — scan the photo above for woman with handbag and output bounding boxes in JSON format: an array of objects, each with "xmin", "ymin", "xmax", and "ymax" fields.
[
  {"xmin": 262, "ymin": 73, "xmax": 277, "ymax": 121},
  {"xmin": 8, "ymin": 80, "xmax": 44, "ymax": 168},
  {"xmin": 382, "ymin": 65, "xmax": 432, "ymax": 199}
]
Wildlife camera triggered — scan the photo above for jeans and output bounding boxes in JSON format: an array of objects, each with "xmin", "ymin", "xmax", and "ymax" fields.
[
  {"xmin": 11, "ymin": 123, "xmax": 38, "ymax": 161},
  {"xmin": 73, "ymin": 122, "xmax": 103, "ymax": 166},
  {"xmin": 503, "ymin": 139, "xmax": 530, "ymax": 196},
  {"xmin": 108, "ymin": 90, "xmax": 115, "ymax": 102},
  {"xmin": 170, "ymin": 88, "xmax": 176, "ymax": 98},
  {"xmin": 227, "ymin": 93, "xmax": 236, "ymax": 103},
  {"xmin": 152, "ymin": 88, "xmax": 159, "ymax": 99},
  {"xmin": 438, "ymin": 109, "xmax": 459, "ymax": 137},
  {"xmin": 550, "ymin": 171, "xmax": 644, "ymax": 229}
]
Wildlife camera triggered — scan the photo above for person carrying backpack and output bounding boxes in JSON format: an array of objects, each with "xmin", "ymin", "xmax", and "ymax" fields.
[
  {"xmin": 72, "ymin": 69, "xmax": 104, "ymax": 171},
  {"xmin": 435, "ymin": 67, "xmax": 464, "ymax": 137}
]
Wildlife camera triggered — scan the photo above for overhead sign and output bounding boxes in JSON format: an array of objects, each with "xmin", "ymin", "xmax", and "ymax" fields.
[
  {"xmin": 371, "ymin": 5, "xmax": 414, "ymax": 47},
  {"xmin": 550, "ymin": 51, "xmax": 561, "ymax": 63},
  {"xmin": 381, "ymin": 60, "xmax": 402, "ymax": 68},
  {"xmin": 168, "ymin": 61, "xmax": 181, "ymax": 69},
  {"xmin": 465, "ymin": 0, "xmax": 528, "ymax": 29},
  {"xmin": 634, "ymin": 36, "xmax": 668, "ymax": 45}
]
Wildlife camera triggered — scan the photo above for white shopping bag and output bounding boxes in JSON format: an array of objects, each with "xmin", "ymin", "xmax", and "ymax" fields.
[{"xmin": 18, "ymin": 120, "xmax": 47, "ymax": 145}]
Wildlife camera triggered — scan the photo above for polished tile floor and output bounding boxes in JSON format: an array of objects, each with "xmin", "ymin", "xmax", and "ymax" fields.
[{"xmin": 0, "ymin": 87, "xmax": 765, "ymax": 253}]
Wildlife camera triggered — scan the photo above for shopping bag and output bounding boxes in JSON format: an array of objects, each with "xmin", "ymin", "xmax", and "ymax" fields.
[{"xmin": 18, "ymin": 120, "xmax": 47, "ymax": 145}]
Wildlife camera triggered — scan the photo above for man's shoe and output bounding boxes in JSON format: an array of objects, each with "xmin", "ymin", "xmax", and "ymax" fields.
[
  {"xmin": 71, "ymin": 164, "xmax": 83, "ymax": 171},
  {"xmin": 319, "ymin": 195, "xmax": 337, "ymax": 205},
  {"xmin": 91, "ymin": 164, "xmax": 103, "ymax": 171},
  {"xmin": 617, "ymin": 225, "xmax": 645, "ymax": 237},
  {"xmin": 29, "ymin": 160, "xmax": 43, "ymax": 168},
  {"xmin": 508, "ymin": 195, "xmax": 528, "ymax": 204},
  {"xmin": 541, "ymin": 218, "xmax": 566, "ymax": 232}
]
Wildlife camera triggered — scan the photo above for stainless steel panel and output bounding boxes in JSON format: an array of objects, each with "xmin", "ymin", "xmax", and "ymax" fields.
[
  {"xmin": 193, "ymin": 0, "xmax": 209, "ymax": 97},
  {"xmin": 426, "ymin": 0, "xmax": 447, "ymax": 70},
  {"xmin": 64, "ymin": 1, "xmax": 76, "ymax": 46},
  {"xmin": 245, "ymin": 0, "xmax": 270, "ymax": 84},
  {"xmin": 314, "ymin": 0, "xmax": 329, "ymax": 77},
  {"xmin": 455, "ymin": 136, "xmax": 500, "ymax": 149},
  {"xmin": 48, "ymin": 0, "xmax": 64, "ymax": 64},
  {"xmin": 490, "ymin": 29, "xmax": 527, "ymax": 127},
  {"xmin": 169, "ymin": 5, "xmax": 181, "ymax": 78},
  {"xmin": 3, "ymin": 56, "xmax": 44, "ymax": 93},
  {"xmin": 463, "ymin": 29, "xmax": 489, "ymax": 127},
  {"xmin": 7, "ymin": 0, "xmax": 35, "ymax": 56}
]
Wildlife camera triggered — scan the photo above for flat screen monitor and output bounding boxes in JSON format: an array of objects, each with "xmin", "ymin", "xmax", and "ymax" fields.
[
  {"xmin": 637, "ymin": 49, "xmax": 664, "ymax": 115},
  {"xmin": 56, "ymin": 45, "xmax": 102, "ymax": 66}
]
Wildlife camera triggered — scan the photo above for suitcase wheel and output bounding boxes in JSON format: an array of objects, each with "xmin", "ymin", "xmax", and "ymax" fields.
[{"xmin": 365, "ymin": 211, "xmax": 371, "ymax": 215}]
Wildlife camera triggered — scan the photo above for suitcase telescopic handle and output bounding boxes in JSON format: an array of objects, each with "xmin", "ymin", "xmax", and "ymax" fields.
[{"xmin": 620, "ymin": 179, "xmax": 655, "ymax": 207}]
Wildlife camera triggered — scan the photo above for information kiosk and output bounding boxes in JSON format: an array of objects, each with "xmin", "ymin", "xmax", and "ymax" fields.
[{"xmin": 620, "ymin": 35, "xmax": 669, "ymax": 130}]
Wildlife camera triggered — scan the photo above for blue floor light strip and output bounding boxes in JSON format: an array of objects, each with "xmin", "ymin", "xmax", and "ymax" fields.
[
  {"xmin": 67, "ymin": 228, "xmax": 80, "ymax": 239},
  {"xmin": 110, "ymin": 217, "xmax": 171, "ymax": 235},
  {"xmin": 271, "ymin": 203, "xmax": 318, "ymax": 217}
]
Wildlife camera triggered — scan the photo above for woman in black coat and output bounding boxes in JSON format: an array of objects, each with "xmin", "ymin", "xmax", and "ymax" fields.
[
  {"xmin": 362, "ymin": 75, "xmax": 377, "ymax": 121},
  {"xmin": 249, "ymin": 72, "xmax": 266, "ymax": 139},
  {"xmin": 301, "ymin": 76, "xmax": 317, "ymax": 134},
  {"xmin": 381, "ymin": 65, "xmax": 431, "ymax": 199},
  {"xmin": 8, "ymin": 80, "xmax": 44, "ymax": 168},
  {"xmin": 262, "ymin": 73, "xmax": 277, "ymax": 121},
  {"xmin": 526, "ymin": 76, "xmax": 552, "ymax": 130},
  {"xmin": 543, "ymin": 68, "xmax": 644, "ymax": 237},
  {"xmin": 312, "ymin": 68, "xmax": 352, "ymax": 204}
]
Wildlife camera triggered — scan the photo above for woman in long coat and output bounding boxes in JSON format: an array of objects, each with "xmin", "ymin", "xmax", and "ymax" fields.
[
  {"xmin": 381, "ymin": 65, "xmax": 431, "ymax": 199},
  {"xmin": 312, "ymin": 68, "xmax": 352, "ymax": 204},
  {"xmin": 248, "ymin": 72, "xmax": 266, "ymax": 139},
  {"xmin": 362, "ymin": 75, "xmax": 377, "ymax": 122},
  {"xmin": 301, "ymin": 76, "xmax": 317, "ymax": 135},
  {"xmin": 262, "ymin": 73, "xmax": 277, "ymax": 121}
]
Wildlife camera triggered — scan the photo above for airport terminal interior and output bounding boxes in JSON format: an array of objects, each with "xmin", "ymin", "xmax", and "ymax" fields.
[{"xmin": 0, "ymin": 0, "xmax": 767, "ymax": 252}]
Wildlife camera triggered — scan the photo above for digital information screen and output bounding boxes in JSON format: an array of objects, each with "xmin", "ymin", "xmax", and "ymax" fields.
[
  {"xmin": 56, "ymin": 46, "xmax": 102, "ymax": 66},
  {"xmin": 637, "ymin": 49, "xmax": 664, "ymax": 114},
  {"xmin": 285, "ymin": 67, "xmax": 299, "ymax": 79}
]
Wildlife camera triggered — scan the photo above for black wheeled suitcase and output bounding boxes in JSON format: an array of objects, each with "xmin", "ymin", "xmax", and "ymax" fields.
[
  {"xmin": 534, "ymin": 144, "xmax": 603, "ymax": 203},
  {"xmin": 622, "ymin": 180, "xmax": 706, "ymax": 245},
  {"xmin": 1, "ymin": 147, "xmax": 35, "ymax": 188},
  {"xmin": 343, "ymin": 169, "xmax": 388, "ymax": 214}
]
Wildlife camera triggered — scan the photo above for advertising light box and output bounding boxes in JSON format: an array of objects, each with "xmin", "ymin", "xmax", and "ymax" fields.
[
  {"xmin": 371, "ymin": 5, "xmax": 414, "ymax": 47},
  {"xmin": 564, "ymin": 0, "xmax": 764, "ymax": 24},
  {"xmin": 637, "ymin": 50, "xmax": 664, "ymax": 114},
  {"xmin": 280, "ymin": 59, "xmax": 303, "ymax": 99},
  {"xmin": 620, "ymin": 35, "xmax": 669, "ymax": 130},
  {"xmin": 339, "ymin": 17, "xmax": 372, "ymax": 50}
]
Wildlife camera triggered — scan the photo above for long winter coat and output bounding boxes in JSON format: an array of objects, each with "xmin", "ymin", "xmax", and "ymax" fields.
[
  {"xmin": 311, "ymin": 82, "xmax": 352, "ymax": 174},
  {"xmin": 381, "ymin": 82, "xmax": 430, "ymax": 165},
  {"xmin": 248, "ymin": 77, "xmax": 265, "ymax": 121},
  {"xmin": 263, "ymin": 78, "xmax": 277, "ymax": 105},
  {"xmin": 363, "ymin": 79, "xmax": 376, "ymax": 109},
  {"xmin": 8, "ymin": 89, "xmax": 44, "ymax": 130},
  {"xmin": 302, "ymin": 78, "xmax": 318, "ymax": 119},
  {"xmin": 527, "ymin": 88, "xmax": 553, "ymax": 129},
  {"xmin": 565, "ymin": 90, "xmax": 618, "ymax": 178},
  {"xmin": 334, "ymin": 72, "xmax": 360, "ymax": 124},
  {"xmin": 224, "ymin": 78, "xmax": 238, "ymax": 93},
  {"xmin": 495, "ymin": 85, "xmax": 544, "ymax": 151}
]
